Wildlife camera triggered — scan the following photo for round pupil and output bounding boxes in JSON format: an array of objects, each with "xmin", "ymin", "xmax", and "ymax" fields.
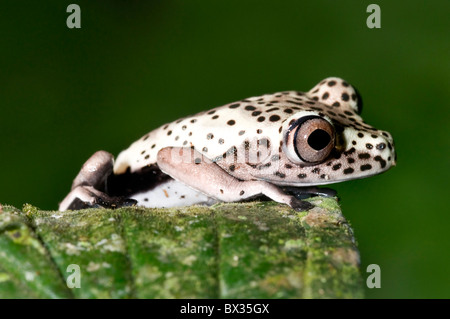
[{"xmin": 307, "ymin": 129, "xmax": 331, "ymax": 150}]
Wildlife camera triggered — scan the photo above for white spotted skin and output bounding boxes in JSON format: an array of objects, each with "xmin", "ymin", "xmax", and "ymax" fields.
[
  {"xmin": 131, "ymin": 179, "xmax": 217, "ymax": 208},
  {"xmin": 114, "ymin": 77, "xmax": 396, "ymax": 204}
]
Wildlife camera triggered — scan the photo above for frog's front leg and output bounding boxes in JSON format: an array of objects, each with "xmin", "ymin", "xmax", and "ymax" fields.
[
  {"xmin": 59, "ymin": 151, "xmax": 137, "ymax": 211},
  {"xmin": 156, "ymin": 147, "xmax": 314, "ymax": 211}
]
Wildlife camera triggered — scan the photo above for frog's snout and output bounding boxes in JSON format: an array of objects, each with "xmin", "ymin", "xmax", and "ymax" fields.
[{"xmin": 363, "ymin": 133, "xmax": 396, "ymax": 171}]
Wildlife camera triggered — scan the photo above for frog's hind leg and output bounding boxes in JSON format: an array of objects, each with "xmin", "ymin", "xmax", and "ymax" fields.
[
  {"xmin": 156, "ymin": 147, "xmax": 313, "ymax": 211},
  {"xmin": 59, "ymin": 151, "xmax": 137, "ymax": 211},
  {"xmin": 70, "ymin": 150, "xmax": 114, "ymax": 191}
]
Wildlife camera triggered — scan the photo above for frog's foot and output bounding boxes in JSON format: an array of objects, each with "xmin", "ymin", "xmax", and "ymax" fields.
[
  {"xmin": 156, "ymin": 147, "xmax": 314, "ymax": 212},
  {"xmin": 60, "ymin": 185, "xmax": 137, "ymax": 211},
  {"xmin": 59, "ymin": 150, "xmax": 137, "ymax": 211},
  {"xmin": 288, "ymin": 198, "xmax": 314, "ymax": 211},
  {"xmin": 283, "ymin": 186, "xmax": 337, "ymax": 200}
]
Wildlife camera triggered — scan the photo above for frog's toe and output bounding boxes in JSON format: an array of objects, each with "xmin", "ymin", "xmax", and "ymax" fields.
[
  {"xmin": 66, "ymin": 197, "xmax": 94, "ymax": 210},
  {"xmin": 59, "ymin": 185, "xmax": 137, "ymax": 211},
  {"xmin": 289, "ymin": 198, "xmax": 314, "ymax": 212},
  {"xmin": 285, "ymin": 186, "xmax": 337, "ymax": 199},
  {"xmin": 66, "ymin": 195, "xmax": 137, "ymax": 211},
  {"xmin": 121, "ymin": 198, "xmax": 138, "ymax": 207},
  {"xmin": 93, "ymin": 195, "xmax": 137, "ymax": 209}
]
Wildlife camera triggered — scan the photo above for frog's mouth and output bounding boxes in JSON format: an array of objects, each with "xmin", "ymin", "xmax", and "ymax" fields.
[{"xmin": 258, "ymin": 166, "xmax": 394, "ymax": 187}]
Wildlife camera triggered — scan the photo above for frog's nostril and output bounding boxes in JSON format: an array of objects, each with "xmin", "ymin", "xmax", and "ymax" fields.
[{"xmin": 376, "ymin": 143, "xmax": 386, "ymax": 150}]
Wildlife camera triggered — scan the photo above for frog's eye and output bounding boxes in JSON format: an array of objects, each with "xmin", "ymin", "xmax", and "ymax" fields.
[{"xmin": 286, "ymin": 116, "xmax": 335, "ymax": 164}]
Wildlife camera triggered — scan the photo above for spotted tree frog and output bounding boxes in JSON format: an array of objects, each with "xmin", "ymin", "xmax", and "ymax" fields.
[{"xmin": 59, "ymin": 77, "xmax": 396, "ymax": 211}]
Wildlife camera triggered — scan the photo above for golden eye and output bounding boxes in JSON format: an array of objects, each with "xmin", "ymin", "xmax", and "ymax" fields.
[{"xmin": 286, "ymin": 116, "xmax": 335, "ymax": 163}]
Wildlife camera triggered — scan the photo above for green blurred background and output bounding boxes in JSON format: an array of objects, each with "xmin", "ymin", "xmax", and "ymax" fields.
[{"xmin": 1, "ymin": 0, "xmax": 449, "ymax": 298}]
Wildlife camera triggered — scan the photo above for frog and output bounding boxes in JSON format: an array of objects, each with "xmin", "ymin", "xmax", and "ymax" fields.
[{"xmin": 59, "ymin": 77, "xmax": 396, "ymax": 212}]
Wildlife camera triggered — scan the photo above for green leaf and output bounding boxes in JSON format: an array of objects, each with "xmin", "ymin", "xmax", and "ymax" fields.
[{"xmin": 0, "ymin": 198, "xmax": 363, "ymax": 298}]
